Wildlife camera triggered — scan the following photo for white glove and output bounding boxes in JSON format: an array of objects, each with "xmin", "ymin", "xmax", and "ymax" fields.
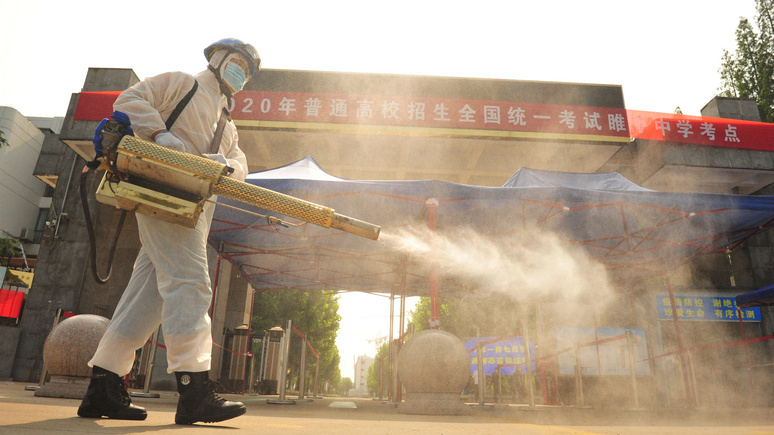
[
  {"xmin": 155, "ymin": 131, "xmax": 185, "ymax": 152},
  {"xmin": 203, "ymin": 153, "xmax": 228, "ymax": 165}
]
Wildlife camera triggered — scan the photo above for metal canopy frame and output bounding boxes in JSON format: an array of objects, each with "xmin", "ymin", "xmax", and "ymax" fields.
[{"xmin": 209, "ymin": 159, "xmax": 774, "ymax": 298}]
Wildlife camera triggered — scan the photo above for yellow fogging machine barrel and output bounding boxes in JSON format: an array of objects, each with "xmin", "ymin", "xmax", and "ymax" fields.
[{"xmin": 99, "ymin": 135, "xmax": 380, "ymax": 240}]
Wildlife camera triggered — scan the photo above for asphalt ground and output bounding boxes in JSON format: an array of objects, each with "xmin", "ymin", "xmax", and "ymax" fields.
[{"xmin": 2, "ymin": 381, "xmax": 774, "ymax": 434}]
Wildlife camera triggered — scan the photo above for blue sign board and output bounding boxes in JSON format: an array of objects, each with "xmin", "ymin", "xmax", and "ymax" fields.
[
  {"xmin": 555, "ymin": 327, "xmax": 650, "ymax": 376},
  {"xmin": 656, "ymin": 295, "xmax": 761, "ymax": 322},
  {"xmin": 463, "ymin": 337, "xmax": 535, "ymax": 375}
]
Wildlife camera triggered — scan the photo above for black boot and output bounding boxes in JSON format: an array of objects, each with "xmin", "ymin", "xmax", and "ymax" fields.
[
  {"xmin": 77, "ymin": 366, "xmax": 147, "ymax": 420},
  {"xmin": 175, "ymin": 371, "xmax": 246, "ymax": 425}
]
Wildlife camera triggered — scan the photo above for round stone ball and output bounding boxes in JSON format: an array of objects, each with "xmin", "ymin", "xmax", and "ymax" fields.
[
  {"xmin": 43, "ymin": 314, "xmax": 109, "ymax": 377},
  {"xmin": 397, "ymin": 329, "xmax": 470, "ymax": 394}
]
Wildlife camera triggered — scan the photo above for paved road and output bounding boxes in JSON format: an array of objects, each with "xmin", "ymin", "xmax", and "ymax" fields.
[{"xmin": 2, "ymin": 381, "xmax": 773, "ymax": 434}]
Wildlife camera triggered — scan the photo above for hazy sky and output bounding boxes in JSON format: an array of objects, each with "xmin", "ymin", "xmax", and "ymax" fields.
[
  {"xmin": 0, "ymin": 0, "xmax": 760, "ymax": 380},
  {"xmin": 2, "ymin": 1, "xmax": 758, "ymax": 118}
]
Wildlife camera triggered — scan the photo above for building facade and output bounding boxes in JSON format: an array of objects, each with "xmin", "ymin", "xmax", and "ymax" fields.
[
  {"xmin": 2, "ymin": 66, "xmax": 774, "ymax": 408},
  {"xmin": 354, "ymin": 354, "xmax": 374, "ymax": 397},
  {"xmin": 0, "ymin": 107, "xmax": 61, "ymax": 252},
  {"xmin": 0, "ymin": 108, "xmax": 63, "ymax": 380}
]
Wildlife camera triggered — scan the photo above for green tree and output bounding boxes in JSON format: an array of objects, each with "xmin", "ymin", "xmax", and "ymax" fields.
[
  {"xmin": 408, "ymin": 296, "xmax": 451, "ymax": 333},
  {"xmin": 251, "ymin": 290, "xmax": 342, "ymax": 392},
  {"xmin": 0, "ymin": 238, "xmax": 19, "ymax": 266},
  {"xmin": 366, "ymin": 342, "xmax": 389, "ymax": 396},
  {"xmin": 719, "ymin": 0, "xmax": 774, "ymax": 122},
  {"xmin": 408, "ymin": 295, "xmax": 531, "ymax": 339},
  {"xmin": 338, "ymin": 377, "xmax": 353, "ymax": 396}
]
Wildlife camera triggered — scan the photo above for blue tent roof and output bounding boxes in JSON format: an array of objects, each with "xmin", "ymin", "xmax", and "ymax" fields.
[
  {"xmin": 210, "ymin": 157, "xmax": 774, "ymax": 297},
  {"xmin": 736, "ymin": 283, "xmax": 774, "ymax": 308}
]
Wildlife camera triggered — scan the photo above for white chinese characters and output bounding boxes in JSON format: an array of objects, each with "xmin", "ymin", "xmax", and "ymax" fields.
[{"xmin": 233, "ymin": 92, "xmax": 629, "ymax": 136}]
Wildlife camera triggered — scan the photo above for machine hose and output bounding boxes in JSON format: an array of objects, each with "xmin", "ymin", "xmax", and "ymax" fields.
[{"xmin": 80, "ymin": 166, "xmax": 126, "ymax": 284}]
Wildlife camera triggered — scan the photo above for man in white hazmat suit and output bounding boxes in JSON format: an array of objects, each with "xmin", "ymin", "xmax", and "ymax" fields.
[{"xmin": 77, "ymin": 38, "xmax": 258, "ymax": 425}]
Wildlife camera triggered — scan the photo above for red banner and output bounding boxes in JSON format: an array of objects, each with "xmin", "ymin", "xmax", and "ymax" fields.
[
  {"xmin": 627, "ymin": 110, "xmax": 774, "ymax": 151},
  {"xmin": 73, "ymin": 90, "xmax": 629, "ymax": 139},
  {"xmin": 0, "ymin": 289, "xmax": 24, "ymax": 319},
  {"xmin": 72, "ymin": 91, "xmax": 774, "ymax": 151},
  {"xmin": 73, "ymin": 91, "xmax": 122, "ymax": 121}
]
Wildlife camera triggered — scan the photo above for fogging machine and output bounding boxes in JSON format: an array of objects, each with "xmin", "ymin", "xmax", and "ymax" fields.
[{"xmin": 89, "ymin": 111, "xmax": 380, "ymax": 240}]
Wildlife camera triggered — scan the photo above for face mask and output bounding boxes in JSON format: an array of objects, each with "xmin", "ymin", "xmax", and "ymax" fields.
[{"xmin": 222, "ymin": 61, "xmax": 247, "ymax": 93}]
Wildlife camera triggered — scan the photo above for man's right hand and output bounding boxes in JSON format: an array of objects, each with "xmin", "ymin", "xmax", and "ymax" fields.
[{"xmin": 155, "ymin": 131, "xmax": 186, "ymax": 152}]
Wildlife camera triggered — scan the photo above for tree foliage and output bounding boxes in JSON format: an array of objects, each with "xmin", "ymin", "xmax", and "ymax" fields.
[
  {"xmin": 0, "ymin": 238, "xmax": 19, "ymax": 262},
  {"xmin": 250, "ymin": 290, "xmax": 342, "ymax": 390},
  {"xmin": 0, "ymin": 130, "xmax": 8, "ymax": 149},
  {"xmin": 366, "ymin": 342, "xmax": 389, "ymax": 396},
  {"xmin": 719, "ymin": 0, "xmax": 774, "ymax": 122},
  {"xmin": 408, "ymin": 296, "xmax": 451, "ymax": 333},
  {"xmin": 408, "ymin": 295, "xmax": 531, "ymax": 339},
  {"xmin": 338, "ymin": 377, "xmax": 353, "ymax": 395}
]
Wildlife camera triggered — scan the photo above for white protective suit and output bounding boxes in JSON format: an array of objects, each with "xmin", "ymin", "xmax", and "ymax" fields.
[{"xmin": 89, "ymin": 57, "xmax": 248, "ymax": 375}]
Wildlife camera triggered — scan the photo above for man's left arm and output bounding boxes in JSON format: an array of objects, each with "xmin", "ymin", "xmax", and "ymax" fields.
[{"xmin": 219, "ymin": 122, "xmax": 248, "ymax": 181}]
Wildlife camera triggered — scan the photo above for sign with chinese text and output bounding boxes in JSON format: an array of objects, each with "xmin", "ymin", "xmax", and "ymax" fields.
[
  {"xmin": 628, "ymin": 110, "xmax": 774, "ymax": 151},
  {"xmin": 231, "ymin": 91, "xmax": 631, "ymax": 142},
  {"xmin": 656, "ymin": 295, "xmax": 761, "ymax": 322},
  {"xmin": 555, "ymin": 327, "xmax": 650, "ymax": 376},
  {"xmin": 464, "ymin": 337, "xmax": 534, "ymax": 375},
  {"xmin": 73, "ymin": 91, "xmax": 630, "ymax": 142},
  {"xmin": 72, "ymin": 90, "xmax": 774, "ymax": 151}
]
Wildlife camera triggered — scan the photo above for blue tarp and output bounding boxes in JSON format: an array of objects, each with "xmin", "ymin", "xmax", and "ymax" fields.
[
  {"xmin": 210, "ymin": 156, "xmax": 774, "ymax": 297},
  {"xmin": 736, "ymin": 283, "xmax": 774, "ymax": 308}
]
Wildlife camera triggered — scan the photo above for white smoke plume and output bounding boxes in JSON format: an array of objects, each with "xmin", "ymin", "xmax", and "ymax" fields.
[{"xmin": 381, "ymin": 226, "xmax": 613, "ymax": 303}]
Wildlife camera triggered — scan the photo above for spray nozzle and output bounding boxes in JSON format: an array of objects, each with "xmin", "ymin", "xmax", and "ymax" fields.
[{"xmin": 266, "ymin": 216, "xmax": 289, "ymax": 230}]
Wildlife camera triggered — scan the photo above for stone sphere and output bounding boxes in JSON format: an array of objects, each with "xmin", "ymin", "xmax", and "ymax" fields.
[
  {"xmin": 43, "ymin": 314, "xmax": 109, "ymax": 377},
  {"xmin": 398, "ymin": 329, "xmax": 470, "ymax": 394}
]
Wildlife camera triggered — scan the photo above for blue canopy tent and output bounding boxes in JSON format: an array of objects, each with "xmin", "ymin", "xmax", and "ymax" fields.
[
  {"xmin": 736, "ymin": 283, "xmax": 774, "ymax": 308},
  {"xmin": 209, "ymin": 159, "xmax": 774, "ymax": 406},
  {"xmin": 209, "ymin": 156, "xmax": 774, "ymax": 298}
]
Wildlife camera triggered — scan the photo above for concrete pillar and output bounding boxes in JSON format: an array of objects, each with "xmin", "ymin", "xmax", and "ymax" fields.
[
  {"xmin": 208, "ymin": 253, "xmax": 252, "ymax": 382},
  {"xmin": 701, "ymin": 97, "xmax": 761, "ymax": 122},
  {"xmin": 10, "ymin": 68, "xmax": 140, "ymax": 383},
  {"xmin": 209, "ymin": 251, "xmax": 231, "ymax": 382},
  {"xmin": 230, "ymin": 325, "xmax": 250, "ymax": 391}
]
